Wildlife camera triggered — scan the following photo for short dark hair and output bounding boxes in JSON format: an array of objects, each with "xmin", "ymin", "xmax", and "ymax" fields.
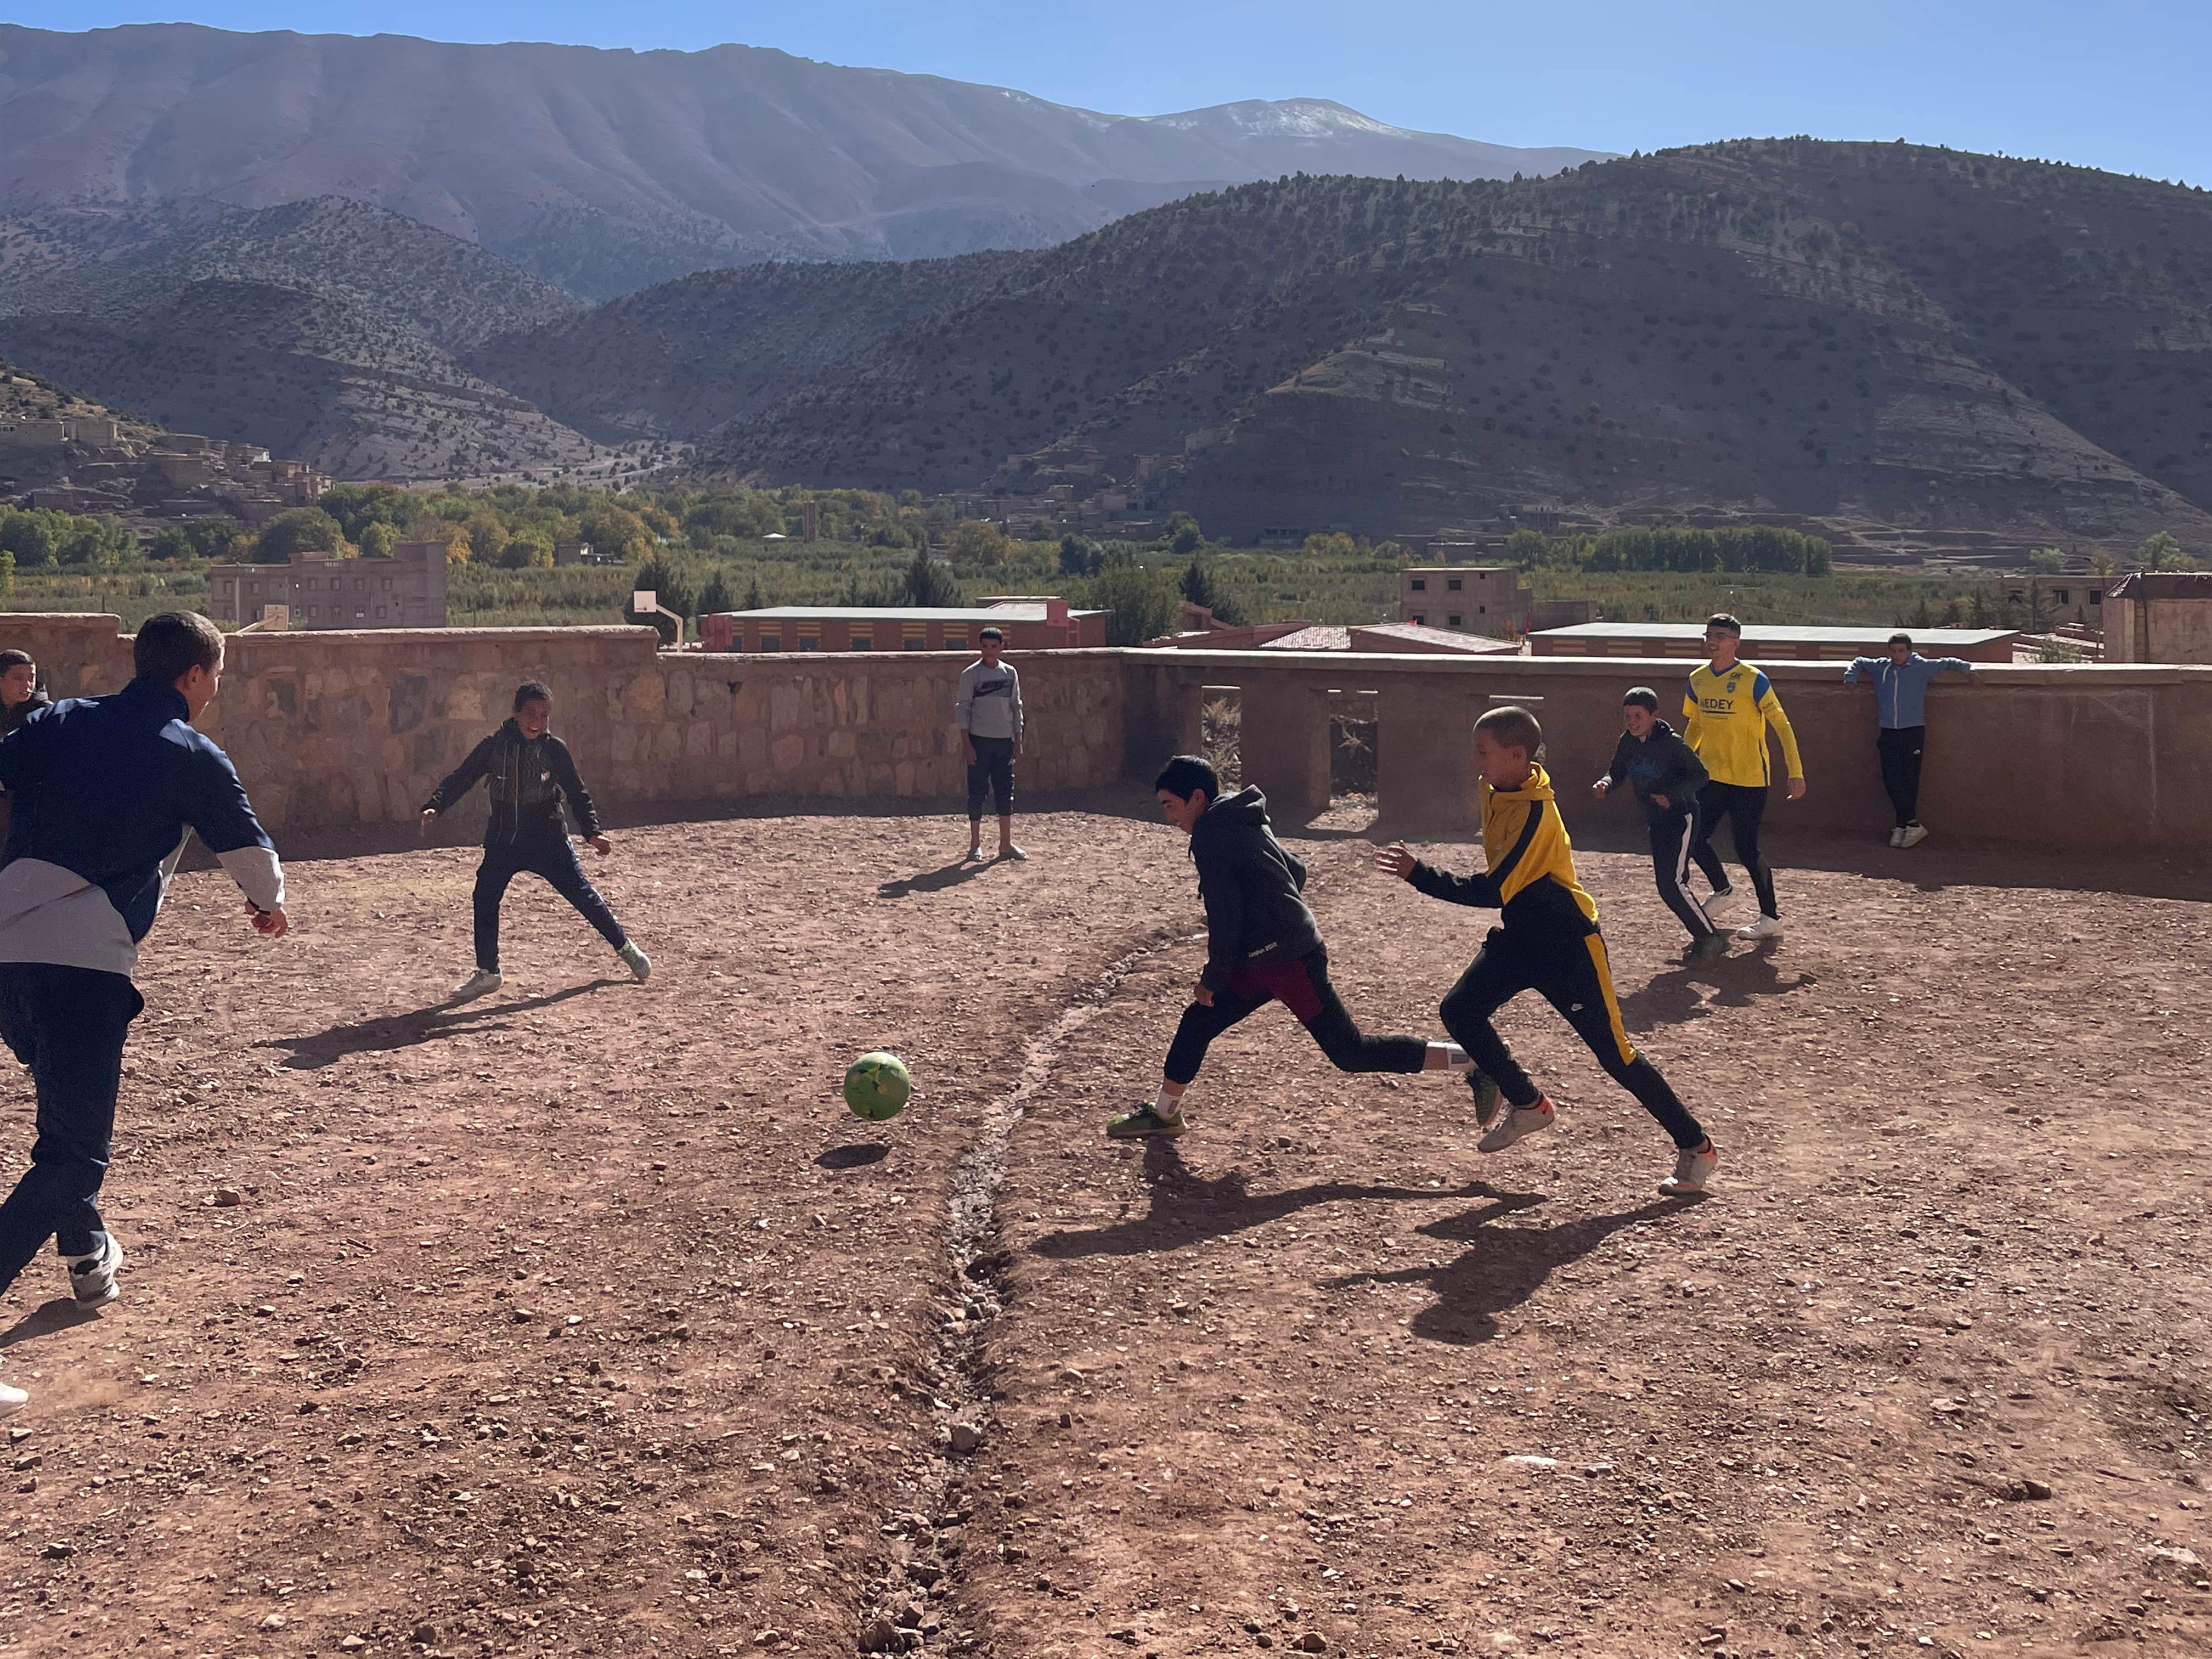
[
  {"xmin": 1474, "ymin": 704, "xmax": 1543, "ymax": 756},
  {"xmin": 1705, "ymin": 613, "xmax": 1742, "ymax": 636},
  {"xmin": 514, "ymin": 680, "xmax": 552, "ymax": 712},
  {"xmin": 0, "ymin": 650, "xmax": 32, "ymax": 673},
  {"xmin": 1154, "ymin": 754, "xmax": 1219, "ymax": 803},
  {"xmin": 1888, "ymin": 632, "xmax": 1913, "ymax": 647},
  {"xmin": 979, "ymin": 626, "xmax": 1004, "ymax": 642},
  {"xmin": 1622, "ymin": 686, "xmax": 1660, "ymax": 712},
  {"xmin": 134, "ymin": 611, "xmax": 224, "ymax": 683}
]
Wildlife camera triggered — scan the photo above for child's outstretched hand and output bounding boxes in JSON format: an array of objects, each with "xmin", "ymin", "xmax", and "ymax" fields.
[
  {"xmin": 587, "ymin": 834, "xmax": 613, "ymax": 857},
  {"xmin": 1375, "ymin": 842, "xmax": 1418, "ymax": 880}
]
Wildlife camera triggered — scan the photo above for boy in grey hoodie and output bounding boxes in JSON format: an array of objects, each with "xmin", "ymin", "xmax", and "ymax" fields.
[
  {"xmin": 954, "ymin": 626, "xmax": 1025, "ymax": 862},
  {"xmin": 1108, "ymin": 754, "xmax": 1469, "ymax": 1139}
]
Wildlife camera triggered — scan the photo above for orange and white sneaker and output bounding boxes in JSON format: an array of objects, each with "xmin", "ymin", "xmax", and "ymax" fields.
[
  {"xmin": 1478, "ymin": 1096, "xmax": 1555, "ymax": 1154},
  {"xmin": 1659, "ymin": 1140, "xmax": 1719, "ymax": 1195},
  {"xmin": 0, "ymin": 1380, "xmax": 26, "ymax": 1417}
]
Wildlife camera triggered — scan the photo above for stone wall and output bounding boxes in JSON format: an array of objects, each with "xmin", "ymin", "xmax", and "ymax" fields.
[
  {"xmin": 0, "ymin": 618, "xmax": 1127, "ymax": 836},
  {"xmin": 1122, "ymin": 650, "xmax": 2212, "ymax": 855},
  {"xmin": 3, "ymin": 614, "xmax": 2207, "ymax": 856}
]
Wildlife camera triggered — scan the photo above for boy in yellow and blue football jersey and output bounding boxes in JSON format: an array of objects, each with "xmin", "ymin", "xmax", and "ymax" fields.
[
  {"xmin": 1378, "ymin": 706, "xmax": 1717, "ymax": 1195},
  {"xmin": 1681, "ymin": 614, "xmax": 1805, "ymax": 941}
]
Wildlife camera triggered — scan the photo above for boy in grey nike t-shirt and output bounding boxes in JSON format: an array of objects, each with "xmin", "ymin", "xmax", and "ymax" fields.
[{"xmin": 955, "ymin": 627, "xmax": 1025, "ymax": 861}]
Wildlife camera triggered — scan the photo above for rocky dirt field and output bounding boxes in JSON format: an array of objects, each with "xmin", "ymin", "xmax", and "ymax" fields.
[{"xmin": 1, "ymin": 809, "xmax": 2206, "ymax": 1659}]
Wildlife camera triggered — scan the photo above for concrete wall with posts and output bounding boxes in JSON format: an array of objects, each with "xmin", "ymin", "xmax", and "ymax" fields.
[
  {"xmin": 2, "ymin": 613, "xmax": 2209, "ymax": 856},
  {"xmin": 1121, "ymin": 650, "xmax": 2212, "ymax": 854}
]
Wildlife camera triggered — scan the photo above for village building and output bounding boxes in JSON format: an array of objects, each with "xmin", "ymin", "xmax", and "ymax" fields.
[
  {"xmin": 1397, "ymin": 565, "xmax": 1595, "ymax": 635},
  {"xmin": 2102, "ymin": 572, "xmax": 2212, "ymax": 663},
  {"xmin": 205, "ymin": 540, "xmax": 450, "ymax": 630},
  {"xmin": 700, "ymin": 598, "xmax": 1105, "ymax": 653}
]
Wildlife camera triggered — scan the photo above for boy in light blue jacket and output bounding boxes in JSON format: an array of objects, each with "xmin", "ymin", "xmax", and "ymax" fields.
[{"xmin": 1842, "ymin": 633, "xmax": 1973, "ymax": 847}]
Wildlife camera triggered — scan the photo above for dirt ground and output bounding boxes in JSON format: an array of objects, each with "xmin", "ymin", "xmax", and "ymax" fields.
[{"xmin": 1, "ymin": 806, "xmax": 2207, "ymax": 1659}]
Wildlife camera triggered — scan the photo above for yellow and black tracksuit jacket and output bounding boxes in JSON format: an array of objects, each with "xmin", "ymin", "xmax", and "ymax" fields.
[
  {"xmin": 1404, "ymin": 766, "xmax": 1638, "ymax": 1070},
  {"xmin": 1682, "ymin": 661, "xmax": 1804, "ymax": 788}
]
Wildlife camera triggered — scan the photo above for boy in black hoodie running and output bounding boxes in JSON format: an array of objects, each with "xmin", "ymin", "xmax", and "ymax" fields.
[
  {"xmin": 419, "ymin": 681, "xmax": 650, "ymax": 1003},
  {"xmin": 1107, "ymin": 755, "xmax": 1469, "ymax": 1138},
  {"xmin": 1592, "ymin": 686, "xmax": 1723, "ymax": 958}
]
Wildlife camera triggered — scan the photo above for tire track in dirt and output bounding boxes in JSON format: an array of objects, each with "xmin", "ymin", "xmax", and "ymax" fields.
[{"xmin": 854, "ymin": 928, "xmax": 1200, "ymax": 1655}]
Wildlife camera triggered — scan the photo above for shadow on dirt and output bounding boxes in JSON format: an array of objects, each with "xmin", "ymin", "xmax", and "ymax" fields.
[
  {"xmin": 1615, "ymin": 940, "xmax": 1818, "ymax": 1032},
  {"xmin": 1030, "ymin": 1141, "xmax": 1536, "ymax": 1259},
  {"xmin": 1329, "ymin": 1194, "xmax": 1704, "ymax": 1344},
  {"xmin": 0, "ymin": 1296, "xmax": 103, "ymax": 1352},
  {"xmin": 816, "ymin": 1143, "xmax": 892, "ymax": 1170},
  {"xmin": 877, "ymin": 860, "xmax": 996, "ymax": 899},
  {"xmin": 256, "ymin": 981, "xmax": 621, "ymax": 1069}
]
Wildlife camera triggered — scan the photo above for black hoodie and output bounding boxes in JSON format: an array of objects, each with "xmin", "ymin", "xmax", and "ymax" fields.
[
  {"xmin": 1, "ymin": 688, "xmax": 53, "ymax": 739},
  {"xmin": 1188, "ymin": 785, "xmax": 1325, "ymax": 990},
  {"xmin": 421, "ymin": 719, "xmax": 602, "ymax": 847},
  {"xmin": 1601, "ymin": 719, "xmax": 1708, "ymax": 823}
]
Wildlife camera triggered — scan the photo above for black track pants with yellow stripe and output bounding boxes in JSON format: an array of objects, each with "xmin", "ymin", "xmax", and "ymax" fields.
[{"xmin": 1440, "ymin": 925, "xmax": 1708, "ymax": 1150}]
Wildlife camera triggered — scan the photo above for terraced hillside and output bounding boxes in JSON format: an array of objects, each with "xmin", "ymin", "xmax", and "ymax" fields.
[{"xmin": 693, "ymin": 140, "xmax": 2212, "ymax": 549}]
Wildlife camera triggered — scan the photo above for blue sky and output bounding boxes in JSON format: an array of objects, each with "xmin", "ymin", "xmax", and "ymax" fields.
[{"xmin": 13, "ymin": 2, "xmax": 2210, "ymax": 185}]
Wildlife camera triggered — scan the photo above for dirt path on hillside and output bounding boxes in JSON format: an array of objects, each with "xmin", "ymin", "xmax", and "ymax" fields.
[{"xmin": 1, "ymin": 816, "xmax": 2207, "ymax": 1659}]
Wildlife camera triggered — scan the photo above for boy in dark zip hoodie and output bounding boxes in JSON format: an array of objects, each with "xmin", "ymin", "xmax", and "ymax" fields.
[
  {"xmin": 1593, "ymin": 686, "xmax": 1723, "ymax": 957},
  {"xmin": 1108, "ymin": 754, "xmax": 1470, "ymax": 1139},
  {"xmin": 1379, "ymin": 706, "xmax": 1717, "ymax": 1195},
  {"xmin": 419, "ymin": 681, "xmax": 648, "ymax": 1004}
]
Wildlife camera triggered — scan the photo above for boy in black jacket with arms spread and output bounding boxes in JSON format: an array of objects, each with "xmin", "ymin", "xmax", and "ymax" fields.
[
  {"xmin": 420, "ymin": 681, "xmax": 649, "ymax": 1003},
  {"xmin": 1593, "ymin": 686, "xmax": 1723, "ymax": 959},
  {"xmin": 1108, "ymin": 755, "xmax": 1471, "ymax": 1139}
]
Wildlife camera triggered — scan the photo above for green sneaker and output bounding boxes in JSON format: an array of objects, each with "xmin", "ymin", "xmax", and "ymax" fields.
[
  {"xmin": 1106, "ymin": 1103, "xmax": 1187, "ymax": 1139},
  {"xmin": 1468, "ymin": 1068, "xmax": 1502, "ymax": 1128}
]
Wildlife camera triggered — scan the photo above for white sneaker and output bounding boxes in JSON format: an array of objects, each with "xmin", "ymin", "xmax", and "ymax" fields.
[
  {"xmin": 1659, "ymin": 1141, "xmax": 1719, "ymax": 1195},
  {"xmin": 1899, "ymin": 824, "xmax": 1929, "ymax": 848},
  {"xmin": 65, "ymin": 1232, "xmax": 123, "ymax": 1308},
  {"xmin": 1478, "ymin": 1097, "xmax": 1555, "ymax": 1153},
  {"xmin": 1704, "ymin": 885, "xmax": 1740, "ymax": 918},
  {"xmin": 618, "ymin": 942, "xmax": 651, "ymax": 982},
  {"xmin": 0, "ymin": 1380, "xmax": 25, "ymax": 1417},
  {"xmin": 450, "ymin": 968, "xmax": 503, "ymax": 1004},
  {"xmin": 1735, "ymin": 915, "xmax": 1783, "ymax": 940},
  {"xmin": 1888, "ymin": 827, "xmax": 1907, "ymax": 848}
]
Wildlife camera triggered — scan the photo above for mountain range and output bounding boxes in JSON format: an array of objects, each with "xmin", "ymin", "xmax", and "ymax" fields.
[
  {"xmin": 4, "ymin": 24, "xmax": 2209, "ymax": 552},
  {"xmin": 0, "ymin": 22, "xmax": 1606, "ymax": 298},
  {"xmin": 676, "ymin": 140, "xmax": 2212, "ymax": 549}
]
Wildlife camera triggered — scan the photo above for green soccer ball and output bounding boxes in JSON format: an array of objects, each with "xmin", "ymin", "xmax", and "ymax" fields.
[{"xmin": 843, "ymin": 1051, "xmax": 912, "ymax": 1121}]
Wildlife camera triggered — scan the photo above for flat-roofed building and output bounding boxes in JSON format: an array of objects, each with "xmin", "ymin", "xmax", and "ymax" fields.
[
  {"xmin": 1528, "ymin": 622, "xmax": 2019, "ymax": 662},
  {"xmin": 2104, "ymin": 572, "xmax": 2212, "ymax": 663},
  {"xmin": 699, "ymin": 598, "xmax": 1107, "ymax": 654},
  {"xmin": 206, "ymin": 540, "xmax": 449, "ymax": 630}
]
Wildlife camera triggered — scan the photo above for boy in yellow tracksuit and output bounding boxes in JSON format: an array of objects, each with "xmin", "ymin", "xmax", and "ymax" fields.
[
  {"xmin": 1681, "ymin": 613, "xmax": 1805, "ymax": 940},
  {"xmin": 1378, "ymin": 706, "xmax": 1717, "ymax": 1195}
]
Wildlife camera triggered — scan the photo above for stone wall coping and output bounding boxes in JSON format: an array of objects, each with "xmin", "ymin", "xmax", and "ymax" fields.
[{"xmin": 1129, "ymin": 648, "xmax": 2212, "ymax": 685}]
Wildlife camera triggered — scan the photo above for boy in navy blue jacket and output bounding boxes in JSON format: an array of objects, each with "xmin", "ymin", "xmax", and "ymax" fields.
[
  {"xmin": 1593, "ymin": 687, "xmax": 1723, "ymax": 958},
  {"xmin": 0, "ymin": 612, "xmax": 287, "ymax": 1416}
]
